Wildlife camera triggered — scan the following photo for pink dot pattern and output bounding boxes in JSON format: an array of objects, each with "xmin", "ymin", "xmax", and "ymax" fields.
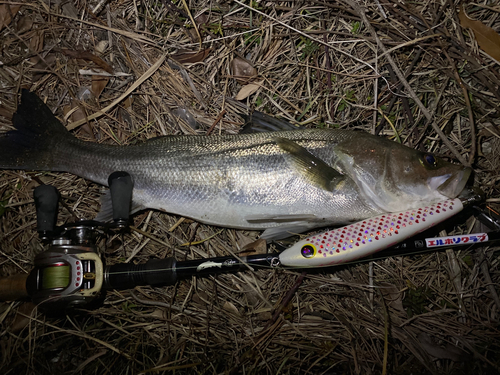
[{"xmin": 306, "ymin": 200, "xmax": 456, "ymax": 258}]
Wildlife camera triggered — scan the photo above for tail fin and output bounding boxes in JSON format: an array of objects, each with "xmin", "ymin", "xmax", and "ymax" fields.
[{"xmin": 0, "ymin": 89, "xmax": 73, "ymax": 170}]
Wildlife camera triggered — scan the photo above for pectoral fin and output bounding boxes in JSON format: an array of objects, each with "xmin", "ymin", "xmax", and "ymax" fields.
[{"xmin": 274, "ymin": 137, "xmax": 343, "ymax": 191}]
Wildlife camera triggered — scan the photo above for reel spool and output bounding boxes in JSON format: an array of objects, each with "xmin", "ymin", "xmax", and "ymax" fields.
[{"xmin": 26, "ymin": 246, "xmax": 104, "ymax": 308}]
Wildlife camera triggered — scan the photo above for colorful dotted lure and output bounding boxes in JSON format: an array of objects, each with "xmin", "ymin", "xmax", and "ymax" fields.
[{"xmin": 279, "ymin": 199, "xmax": 463, "ymax": 267}]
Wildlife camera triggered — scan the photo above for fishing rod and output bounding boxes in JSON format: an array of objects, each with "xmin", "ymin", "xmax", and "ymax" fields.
[
  {"xmin": 0, "ymin": 172, "xmax": 279, "ymax": 310},
  {"xmin": 0, "ymin": 172, "xmax": 495, "ymax": 311}
]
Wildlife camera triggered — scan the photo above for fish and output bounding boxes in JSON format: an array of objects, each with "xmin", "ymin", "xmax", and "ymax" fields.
[{"xmin": 0, "ymin": 90, "xmax": 471, "ymax": 239}]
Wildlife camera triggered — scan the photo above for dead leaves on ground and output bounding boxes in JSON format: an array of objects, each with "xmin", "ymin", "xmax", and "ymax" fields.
[
  {"xmin": 171, "ymin": 48, "xmax": 211, "ymax": 64},
  {"xmin": 59, "ymin": 49, "xmax": 112, "ymax": 98},
  {"xmin": 232, "ymin": 56, "xmax": 257, "ymax": 84},
  {"xmin": 459, "ymin": 5, "xmax": 500, "ymax": 62},
  {"xmin": 57, "ymin": 48, "xmax": 113, "ymax": 74},
  {"xmin": 92, "ymin": 76, "xmax": 109, "ymax": 99},
  {"xmin": 232, "ymin": 56, "xmax": 261, "ymax": 100},
  {"xmin": 0, "ymin": 4, "xmax": 20, "ymax": 32}
]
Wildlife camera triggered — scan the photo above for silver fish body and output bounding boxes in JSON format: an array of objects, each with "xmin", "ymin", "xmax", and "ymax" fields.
[{"xmin": 0, "ymin": 91, "xmax": 471, "ymax": 239}]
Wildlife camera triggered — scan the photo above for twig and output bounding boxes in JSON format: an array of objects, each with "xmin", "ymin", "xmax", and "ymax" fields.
[
  {"xmin": 344, "ymin": 0, "xmax": 469, "ymax": 166},
  {"xmin": 264, "ymin": 272, "xmax": 306, "ymax": 330},
  {"xmin": 377, "ymin": 288, "xmax": 389, "ymax": 375},
  {"xmin": 206, "ymin": 109, "xmax": 227, "ymax": 135},
  {"xmin": 67, "ymin": 53, "xmax": 168, "ymax": 130},
  {"xmin": 130, "ymin": 289, "xmax": 197, "ymax": 315},
  {"xmin": 442, "ymin": 49, "xmax": 476, "ymax": 164}
]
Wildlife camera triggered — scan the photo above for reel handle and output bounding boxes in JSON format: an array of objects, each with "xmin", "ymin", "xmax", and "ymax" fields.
[
  {"xmin": 108, "ymin": 171, "xmax": 133, "ymax": 227},
  {"xmin": 34, "ymin": 185, "xmax": 60, "ymax": 240},
  {"xmin": 0, "ymin": 274, "xmax": 29, "ymax": 301}
]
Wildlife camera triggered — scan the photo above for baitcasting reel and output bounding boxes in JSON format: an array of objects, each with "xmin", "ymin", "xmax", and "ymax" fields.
[
  {"xmin": 0, "ymin": 171, "xmax": 279, "ymax": 310},
  {"xmin": 26, "ymin": 171, "xmax": 133, "ymax": 309}
]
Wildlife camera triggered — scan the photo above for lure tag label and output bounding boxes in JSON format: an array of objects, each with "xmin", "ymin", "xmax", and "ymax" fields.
[{"xmin": 426, "ymin": 233, "xmax": 488, "ymax": 248}]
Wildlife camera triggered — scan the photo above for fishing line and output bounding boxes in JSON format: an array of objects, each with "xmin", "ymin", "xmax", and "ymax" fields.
[{"xmin": 41, "ymin": 265, "xmax": 71, "ymax": 289}]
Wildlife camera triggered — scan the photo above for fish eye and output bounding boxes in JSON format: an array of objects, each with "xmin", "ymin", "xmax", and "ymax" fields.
[
  {"xmin": 423, "ymin": 153, "xmax": 437, "ymax": 168},
  {"xmin": 300, "ymin": 244, "xmax": 316, "ymax": 258}
]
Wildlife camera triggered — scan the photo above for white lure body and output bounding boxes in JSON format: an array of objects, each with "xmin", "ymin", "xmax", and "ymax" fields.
[{"xmin": 279, "ymin": 199, "xmax": 463, "ymax": 267}]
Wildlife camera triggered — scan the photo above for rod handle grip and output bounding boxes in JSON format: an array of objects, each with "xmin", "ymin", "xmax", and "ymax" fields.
[
  {"xmin": 0, "ymin": 274, "xmax": 29, "ymax": 301},
  {"xmin": 105, "ymin": 257, "xmax": 177, "ymax": 290}
]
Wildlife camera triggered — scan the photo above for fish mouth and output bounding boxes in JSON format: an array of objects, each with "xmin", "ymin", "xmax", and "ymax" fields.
[{"xmin": 435, "ymin": 167, "xmax": 472, "ymax": 198}]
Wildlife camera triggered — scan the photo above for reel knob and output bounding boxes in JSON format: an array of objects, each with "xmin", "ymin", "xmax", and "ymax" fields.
[
  {"xmin": 108, "ymin": 171, "xmax": 133, "ymax": 227},
  {"xmin": 34, "ymin": 185, "xmax": 60, "ymax": 240}
]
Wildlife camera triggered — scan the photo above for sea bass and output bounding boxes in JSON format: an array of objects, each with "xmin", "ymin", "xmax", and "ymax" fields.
[{"xmin": 0, "ymin": 90, "xmax": 471, "ymax": 239}]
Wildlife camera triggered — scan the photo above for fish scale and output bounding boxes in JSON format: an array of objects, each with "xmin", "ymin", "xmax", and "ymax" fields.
[{"xmin": 0, "ymin": 90, "xmax": 471, "ymax": 239}]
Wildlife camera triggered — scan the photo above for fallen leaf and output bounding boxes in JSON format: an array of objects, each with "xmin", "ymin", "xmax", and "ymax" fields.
[
  {"xmin": 235, "ymin": 80, "xmax": 263, "ymax": 101},
  {"xmin": 10, "ymin": 302, "xmax": 36, "ymax": 333},
  {"xmin": 32, "ymin": 53, "xmax": 57, "ymax": 82},
  {"xmin": 240, "ymin": 238, "xmax": 267, "ymax": 255},
  {"xmin": 16, "ymin": 14, "xmax": 32, "ymax": 34},
  {"xmin": 223, "ymin": 301, "xmax": 240, "ymax": 315},
  {"xmin": 172, "ymin": 107, "xmax": 199, "ymax": 129},
  {"xmin": 187, "ymin": 28, "xmax": 202, "ymax": 43},
  {"xmin": 459, "ymin": 5, "xmax": 500, "ymax": 62},
  {"xmin": 171, "ymin": 48, "xmax": 211, "ymax": 64},
  {"xmin": 0, "ymin": 4, "xmax": 20, "ymax": 32},
  {"xmin": 32, "ymin": 53, "xmax": 56, "ymax": 70},
  {"xmin": 64, "ymin": 101, "xmax": 85, "ymax": 123},
  {"xmin": 58, "ymin": 48, "xmax": 113, "ymax": 74},
  {"xmin": 64, "ymin": 98, "xmax": 94, "ymax": 139},
  {"xmin": 195, "ymin": 13, "xmax": 209, "ymax": 25},
  {"xmin": 0, "ymin": 105, "xmax": 13, "ymax": 119},
  {"xmin": 50, "ymin": 0, "xmax": 78, "ymax": 18},
  {"xmin": 95, "ymin": 40, "xmax": 109, "ymax": 55},
  {"xmin": 118, "ymin": 96, "xmax": 133, "ymax": 128},
  {"xmin": 122, "ymin": 96, "xmax": 134, "ymax": 109},
  {"xmin": 148, "ymin": 308, "xmax": 166, "ymax": 319},
  {"xmin": 118, "ymin": 107, "xmax": 133, "ymax": 129},
  {"xmin": 231, "ymin": 56, "xmax": 257, "ymax": 84},
  {"xmin": 29, "ymin": 31, "xmax": 44, "ymax": 54},
  {"xmin": 91, "ymin": 75, "xmax": 109, "ymax": 98},
  {"xmin": 379, "ymin": 282, "xmax": 404, "ymax": 312},
  {"xmin": 192, "ymin": 291, "xmax": 209, "ymax": 305}
]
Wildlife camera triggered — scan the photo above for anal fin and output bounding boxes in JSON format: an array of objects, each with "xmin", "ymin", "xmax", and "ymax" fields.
[
  {"xmin": 260, "ymin": 222, "xmax": 322, "ymax": 240},
  {"xmin": 94, "ymin": 189, "xmax": 145, "ymax": 222}
]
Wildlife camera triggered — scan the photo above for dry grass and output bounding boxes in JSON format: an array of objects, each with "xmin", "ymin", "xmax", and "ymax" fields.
[{"xmin": 1, "ymin": 0, "xmax": 500, "ymax": 374}]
